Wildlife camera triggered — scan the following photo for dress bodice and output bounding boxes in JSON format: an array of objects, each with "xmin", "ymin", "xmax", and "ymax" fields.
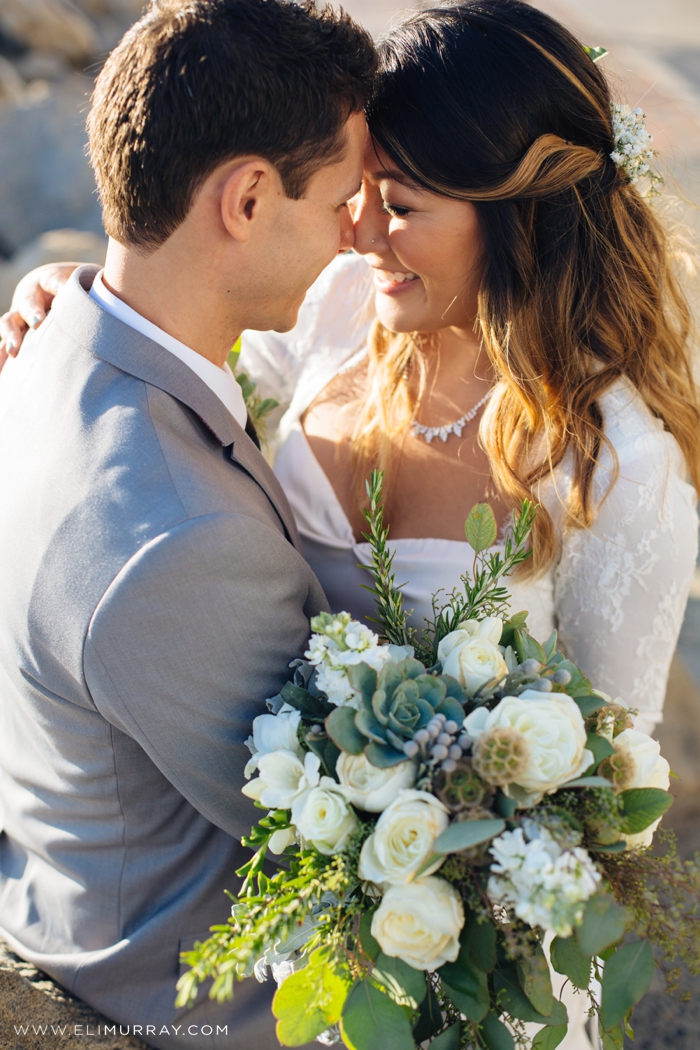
[{"xmin": 241, "ymin": 253, "xmax": 698, "ymax": 734}]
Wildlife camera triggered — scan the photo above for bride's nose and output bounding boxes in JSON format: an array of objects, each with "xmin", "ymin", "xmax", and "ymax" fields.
[{"xmin": 348, "ymin": 182, "xmax": 388, "ymax": 256}]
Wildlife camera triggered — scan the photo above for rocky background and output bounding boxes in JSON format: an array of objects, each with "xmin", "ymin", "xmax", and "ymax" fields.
[{"xmin": 0, "ymin": 0, "xmax": 699, "ymax": 1047}]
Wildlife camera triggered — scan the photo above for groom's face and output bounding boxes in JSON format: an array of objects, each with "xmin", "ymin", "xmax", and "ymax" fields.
[{"xmin": 249, "ymin": 112, "xmax": 366, "ymax": 333}]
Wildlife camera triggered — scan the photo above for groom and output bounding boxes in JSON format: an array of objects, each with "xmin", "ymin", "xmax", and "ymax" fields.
[{"xmin": 0, "ymin": 1, "xmax": 373, "ymax": 1046}]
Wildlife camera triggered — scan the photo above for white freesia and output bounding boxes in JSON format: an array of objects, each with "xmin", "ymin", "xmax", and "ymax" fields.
[
  {"xmin": 291, "ymin": 779, "xmax": 358, "ymax": 855},
  {"xmin": 463, "ymin": 689, "xmax": 593, "ymax": 805},
  {"xmin": 613, "ymin": 728, "xmax": 671, "ymax": 849},
  {"xmin": 488, "ymin": 822, "xmax": 600, "ymax": 937},
  {"xmin": 268, "ymin": 826, "xmax": 297, "ymax": 855},
  {"xmin": 241, "ymin": 749, "xmax": 320, "ymax": 810},
  {"xmin": 358, "ymin": 789, "xmax": 449, "ymax": 885},
  {"xmin": 336, "ymin": 752, "xmax": 417, "ymax": 813},
  {"xmin": 371, "ymin": 876, "xmax": 464, "ymax": 970},
  {"xmin": 244, "ymin": 705, "xmax": 302, "ymax": 778},
  {"xmin": 305, "ymin": 613, "xmax": 410, "ymax": 708}
]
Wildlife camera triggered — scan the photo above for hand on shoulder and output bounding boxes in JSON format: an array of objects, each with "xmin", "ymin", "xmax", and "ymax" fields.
[{"xmin": 0, "ymin": 262, "xmax": 80, "ymax": 370}]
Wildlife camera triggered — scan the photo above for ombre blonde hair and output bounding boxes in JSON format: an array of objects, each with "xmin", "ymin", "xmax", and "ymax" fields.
[{"xmin": 354, "ymin": 0, "xmax": 699, "ymax": 578}]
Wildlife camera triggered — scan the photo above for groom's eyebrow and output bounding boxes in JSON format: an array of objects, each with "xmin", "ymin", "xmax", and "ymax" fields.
[{"xmin": 339, "ymin": 180, "xmax": 362, "ymax": 203}]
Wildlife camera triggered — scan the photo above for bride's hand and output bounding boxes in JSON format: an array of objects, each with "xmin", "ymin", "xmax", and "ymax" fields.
[{"xmin": 0, "ymin": 262, "xmax": 81, "ymax": 371}]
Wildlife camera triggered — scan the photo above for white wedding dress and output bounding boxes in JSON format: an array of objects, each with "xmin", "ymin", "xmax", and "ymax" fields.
[{"xmin": 240, "ymin": 252, "xmax": 698, "ymax": 1049}]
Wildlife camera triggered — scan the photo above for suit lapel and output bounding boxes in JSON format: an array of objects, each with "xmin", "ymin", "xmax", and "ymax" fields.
[{"xmin": 52, "ymin": 266, "xmax": 302, "ymax": 551}]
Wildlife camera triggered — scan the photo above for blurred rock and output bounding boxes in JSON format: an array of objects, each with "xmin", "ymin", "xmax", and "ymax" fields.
[
  {"xmin": 0, "ymin": 939, "xmax": 151, "ymax": 1049},
  {"xmin": 0, "ymin": 228, "xmax": 106, "ymax": 311},
  {"xmin": 14, "ymin": 49, "xmax": 69, "ymax": 83},
  {"xmin": 0, "ymin": 52, "xmax": 24, "ymax": 100},
  {"xmin": 0, "ymin": 0, "xmax": 98, "ymax": 63}
]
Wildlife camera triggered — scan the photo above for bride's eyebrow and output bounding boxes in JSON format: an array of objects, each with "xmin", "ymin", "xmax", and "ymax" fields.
[{"xmin": 372, "ymin": 168, "xmax": 419, "ymax": 188}]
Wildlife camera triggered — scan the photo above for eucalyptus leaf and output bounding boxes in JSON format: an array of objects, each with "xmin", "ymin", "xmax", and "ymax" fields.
[
  {"xmin": 273, "ymin": 948, "xmax": 351, "ymax": 1047},
  {"xmin": 600, "ymin": 1026, "xmax": 624, "ymax": 1050},
  {"xmin": 532, "ymin": 1025, "xmax": 568, "ymax": 1050},
  {"xmin": 340, "ymin": 980, "xmax": 414, "ymax": 1050},
  {"xmin": 434, "ymin": 818, "xmax": 505, "ymax": 854},
  {"xmin": 493, "ymin": 969, "xmax": 567, "ymax": 1025},
  {"xmin": 440, "ymin": 947, "xmax": 489, "ymax": 1022},
  {"xmin": 517, "ymin": 943, "xmax": 554, "ymax": 1016},
  {"xmin": 494, "ymin": 791, "xmax": 518, "ymax": 819},
  {"xmin": 542, "ymin": 630, "xmax": 558, "ymax": 662},
  {"xmin": 413, "ymin": 981, "xmax": 442, "ymax": 1043},
  {"xmin": 279, "ymin": 681, "xmax": 332, "ymax": 720},
  {"xmin": 480, "ymin": 1011, "xmax": 515, "ymax": 1050},
  {"xmin": 585, "ymin": 732, "xmax": 615, "ymax": 768},
  {"xmin": 562, "ymin": 776, "xmax": 613, "ymax": 789},
  {"xmin": 600, "ymin": 940, "xmax": 655, "ymax": 1031},
  {"xmin": 465, "ymin": 503, "xmax": 498, "ymax": 553},
  {"xmin": 550, "ymin": 936, "xmax": 591, "ymax": 990},
  {"xmin": 576, "ymin": 894, "xmax": 628, "ymax": 957},
  {"xmin": 554, "ymin": 661, "xmax": 593, "ymax": 699},
  {"xmin": 590, "ymin": 841, "xmax": 627, "ymax": 854},
  {"xmin": 618, "ymin": 788, "xmax": 673, "ymax": 834},
  {"xmin": 463, "ymin": 907, "xmax": 497, "ymax": 973},
  {"xmin": 325, "ymin": 706, "xmax": 365, "ymax": 756},
  {"xmin": 373, "ymin": 952, "xmax": 427, "ymax": 1009},
  {"xmin": 359, "ymin": 911, "xmax": 380, "ymax": 963},
  {"xmin": 430, "ymin": 1023, "xmax": 461, "ymax": 1050}
]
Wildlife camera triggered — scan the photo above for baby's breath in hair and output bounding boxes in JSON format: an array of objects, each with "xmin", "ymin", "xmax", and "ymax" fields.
[{"xmin": 610, "ymin": 103, "xmax": 662, "ymax": 192}]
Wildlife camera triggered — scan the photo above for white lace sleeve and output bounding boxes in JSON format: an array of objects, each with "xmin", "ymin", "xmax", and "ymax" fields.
[
  {"xmin": 552, "ymin": 386, "xmax": 698, "ymax": 736},
  {"xmin": 238, "ymin": 252, "xmax": 375, "ymax": 437}
]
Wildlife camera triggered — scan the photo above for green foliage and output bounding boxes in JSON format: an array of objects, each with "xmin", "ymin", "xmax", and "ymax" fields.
[
  {"xmin": 433, "ymin": 818, "xmax": 506, "ymax": 855},
  {"xmin": 464, "ymin": 503, "xmax": 498, "ymax": 554},
  {"xmin": 493, "ymin": 968, "xmax": 567, "ymax": 1025},
  {"xmin": 576, "ymin": 893, "xmax": 628, "ymax": 957},
  {"xmin": 439, "ymin": 940, "xmax": 490, "ymax": 1022},
  {"xmin": 550, "ymin": 935, "xmax": 592, "ymax": 990},
  {"xmin": 372, "ymin": 952, "xmax": 427, "ymax": 1009},
  {"xmin": 231, "ymin": 362, "xmax": 279, "ymax": 445},
  {"xmin": 272, "ymin": 947, "xmax": 351, "ymax": 1046},
  {"xmin": 462, "ymin": 907, "xmax": 497, "ymax": 973},
  {"xmin": 480, "ymin": 1012, "xmax": 515, "ymax": 1050},
  {"xmin": 429, "ymin": 1021, "xmax": 461, "ymax": 1049},
  {"xmin": 339, "ymin": 980, "xmax": 415, "ymax": 1050},
  {"xmin": 360, "ymin": 470, "xmax": 415, "ymax": 647},
  {"xmin": 325, "ymin": 706, "xmax": 365, "ymax": 755},
  {"xmin": 413, "ymin": 981, "xmax": 443, "ymax": 1043},
  {"xmin": 585, "ymin": 732, "xmax": 615, "ymax": 770},
  {"xmin": 618, "ymin": 788, "xmax": 673, "ymax": 834},
  {"xmin": 517, "ymin": 942, "xmax": 554, "ymax": 1017},
  {"xmin": 532, "ymin": 1025, "xmax": 568, "ymax": 1050},
  {"xmin": 600, "ymin": 940, "xmax": 655, "ymax": 1032}
]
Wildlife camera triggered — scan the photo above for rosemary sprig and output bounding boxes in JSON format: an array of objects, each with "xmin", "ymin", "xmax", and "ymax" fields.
[{"xmin": 360, "ymin": 470, "xmax": 415, "ymax": 648}]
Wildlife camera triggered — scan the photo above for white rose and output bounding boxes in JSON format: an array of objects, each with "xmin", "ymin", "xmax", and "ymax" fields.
[
  {"xmin": 358, "ymin": 789, "xmax": 449, "ymax": 886},
  {"xmin": 613, "ymin": 728, "xmax": 671, "ymax": 849},
  {"xmin": 291, "ymin": 779, "xmax": 358, "ymax": 855},
  {"xmin": 437, "ymin": 617, "xmax": 503, "ymax": 666},
  {"xmin": 371, "ymin": 876, "xmax": 464, "ymax": 970},
  {"xmin": 336, "ymin": 752, "xmax": 417, "ymax": 813},
  {"xmin": 442, "ymin": 637, "xmax": 508, "ymax": 697},
  {"xmin": 244, "ymin": 705, "xmax": 302, "ymax": 778},
  {"xmin": 241, "ymin": 749, "xmax": 320, "ymax": 809},
  {"xmin": 464, "ymin": 690, "xmax": 593, "ymax": 805}
]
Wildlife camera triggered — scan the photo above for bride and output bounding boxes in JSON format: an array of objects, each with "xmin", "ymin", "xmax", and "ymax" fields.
[{"xmin": 1, "ymin": 1, "xmax": 698, "ymax": 1044}]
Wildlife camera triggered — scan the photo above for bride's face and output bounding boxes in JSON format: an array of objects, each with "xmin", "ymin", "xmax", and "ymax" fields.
[{"xmin": 350, "ymin": 139, "xmax": 483, "ymax": 335}]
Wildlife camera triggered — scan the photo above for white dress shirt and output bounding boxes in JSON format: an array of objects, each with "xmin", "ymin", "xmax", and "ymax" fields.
[{"xmin": 89, "ymin": 270, "xmax": 248, "ymax": 429}]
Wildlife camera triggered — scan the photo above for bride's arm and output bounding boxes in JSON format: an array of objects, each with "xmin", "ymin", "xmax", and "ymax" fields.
[
  {"xmin": 0, "ymin": 263, "xmax": 80, "ymax": 370},
  {"xmin": 553, "ymin": 440, "xmax": 698, "ymax": 736}
]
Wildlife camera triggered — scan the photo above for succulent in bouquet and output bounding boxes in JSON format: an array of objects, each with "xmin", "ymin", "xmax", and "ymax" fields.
[{"xmin": 177, "ymin": 472, "xmax": 700, "ymax": 1050}]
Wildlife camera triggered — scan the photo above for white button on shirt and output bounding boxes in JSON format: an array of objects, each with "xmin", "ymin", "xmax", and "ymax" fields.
[{"xmin": 89, "ymin": 270, "xmax": 248, "ymax": 430}]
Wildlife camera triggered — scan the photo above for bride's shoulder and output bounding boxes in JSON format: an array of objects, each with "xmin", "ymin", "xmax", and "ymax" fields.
[{"xmin": 599, "ymin": 377, "xmax": 688, "ymax": 479}]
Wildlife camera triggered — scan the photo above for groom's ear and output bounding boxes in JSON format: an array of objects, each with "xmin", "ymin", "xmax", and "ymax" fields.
[{"xmin": 220, "ymin": 158, "xmax": 280, "ymax": 243}]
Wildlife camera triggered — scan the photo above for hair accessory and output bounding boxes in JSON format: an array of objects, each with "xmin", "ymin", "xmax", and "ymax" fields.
[
  {"xmin": 583, "ymin": 45, "xmax": 608, "ymax": 64},
  {"xmin": 609, "ymin": 103, "xmax": 662, "ymax": 190},
  {"xmin": 411, "ymin": 390, "xmax": 491, "ymax": 444}
]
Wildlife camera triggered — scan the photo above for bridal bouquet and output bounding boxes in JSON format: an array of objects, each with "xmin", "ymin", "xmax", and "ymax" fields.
[{"xmin": 178, "ymin": 474, "xmax": 699, "ymax": 1050}]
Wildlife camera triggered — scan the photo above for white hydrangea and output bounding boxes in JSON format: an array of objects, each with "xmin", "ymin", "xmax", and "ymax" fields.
[
  {"xmin": 305, "ymin": 612, "xmax": 411, "ymax": 708},
  {"xmin": 609, "ymin": 103, "xmax": 659, "ymax": 187},
  {"xmin": 488, "ymin": 821, "xmax": 601, "ymax": 937}
]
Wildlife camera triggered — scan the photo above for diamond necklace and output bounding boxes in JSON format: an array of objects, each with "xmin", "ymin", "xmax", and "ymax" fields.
[{"xmin": 411, "ymin": 390, "xmax": 492, "ymax": 444}]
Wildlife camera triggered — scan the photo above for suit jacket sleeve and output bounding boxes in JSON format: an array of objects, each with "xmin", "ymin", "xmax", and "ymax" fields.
[{"xmin": 83, "ymin": 511, "xmax": 328, "ymax": 841}]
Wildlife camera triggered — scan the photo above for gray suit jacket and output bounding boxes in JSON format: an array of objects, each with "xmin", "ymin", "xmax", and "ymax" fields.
[{"xmin": 0, "ymin": 267, "xmax": 328, "ymax": 1048}]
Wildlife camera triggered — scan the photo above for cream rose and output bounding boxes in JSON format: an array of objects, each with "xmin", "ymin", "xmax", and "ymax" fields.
[
  {"xmin": 613, "ymin": 728, "xmax": 671, "ymax": 849},
  {"xmin": 241, "ymin": 749, "xmax": 320, "ymax": 810},
  {"xmin": 358, "ymin": 789, "xmax": 449, "ymax": 886},
  {"xmin": 336, "ymin": 752, "xmax": 417, "ymax": 813},
  {"xmin": 291, "ymin": 779, "xmax": 358, "ymax": 855},
  {"xmin": 442, "ymin": 635, "xmax": 508, "ymax": 697},
  {"xmin": 371, "ymin": 876, "xmax": 464, "ymax": 970},
  {"xmin": 438, "ymin": 617, "xmax": 503, "ymax": 663},
  {"xmin": 464, "ymin": 689, "xmax": 593, "ymax": 805}
]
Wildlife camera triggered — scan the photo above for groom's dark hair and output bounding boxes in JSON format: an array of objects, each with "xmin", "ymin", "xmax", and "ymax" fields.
[{"xmin": 88, "ymin": 0, "xmax": 375, "ymax": 250}]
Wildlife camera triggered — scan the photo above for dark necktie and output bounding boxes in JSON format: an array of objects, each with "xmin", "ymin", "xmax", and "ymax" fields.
[{"xmin": 245, "ymin": 413, "xmax": 261, "ymax": 449}]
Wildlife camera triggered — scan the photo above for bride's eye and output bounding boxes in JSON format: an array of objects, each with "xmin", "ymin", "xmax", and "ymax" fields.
[{"xmin": 382, "ymin": 201, "xmax": 411, "ymax": 217}]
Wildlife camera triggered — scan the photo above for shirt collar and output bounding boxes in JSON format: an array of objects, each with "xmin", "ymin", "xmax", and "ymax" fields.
[{"xmin": 89, "ymin": 270, "xmax": 248, "ymax": 430}]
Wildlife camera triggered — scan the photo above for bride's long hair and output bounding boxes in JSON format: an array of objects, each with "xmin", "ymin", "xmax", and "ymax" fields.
[{"xmin": 354, "ymin": 0, "xmax": 699, "ymax": 577}]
